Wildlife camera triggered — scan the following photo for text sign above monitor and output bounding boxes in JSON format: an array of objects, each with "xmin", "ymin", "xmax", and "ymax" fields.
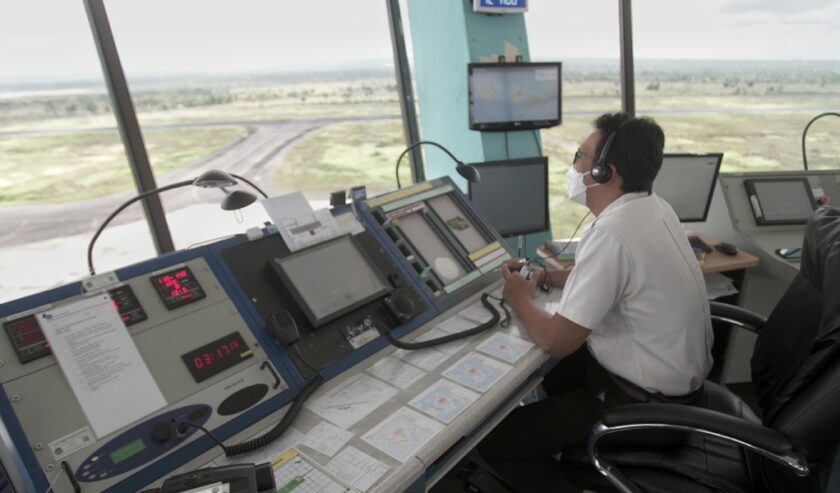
[
  {"xmin": 469, "ymin": 156, "xmax": 549, "ymax": 237},
  {"xmin": 469, "ymin": 62, "xmax": 561, "ymax": 131},
  {"xmin": 653, "ymin": 153, "xmax": 723, "ymax": 223},
  {"xmin": 473, "ymin": 0, "xmax": 528, "ymax": 14}
]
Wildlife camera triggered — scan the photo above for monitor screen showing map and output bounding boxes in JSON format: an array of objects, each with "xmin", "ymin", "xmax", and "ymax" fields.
[{"xmin": 468, "ymin": 62, "xmax": 561, "ymax": 131}]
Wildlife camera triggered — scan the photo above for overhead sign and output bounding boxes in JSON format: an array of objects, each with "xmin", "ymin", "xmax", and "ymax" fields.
[{"xmin": 473, "ymin": 0, "xmax": 528, "ymax": 14}]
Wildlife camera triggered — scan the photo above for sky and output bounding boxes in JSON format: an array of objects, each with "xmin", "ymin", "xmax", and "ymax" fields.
[{"xmin": 0, "ymin": 0, "xmax": 838, "ymax": 83}]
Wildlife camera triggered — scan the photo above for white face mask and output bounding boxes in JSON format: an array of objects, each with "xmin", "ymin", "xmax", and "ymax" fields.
[{"xmin": 566, "ymin": 166, "xmax": 599, "ymax": 206}]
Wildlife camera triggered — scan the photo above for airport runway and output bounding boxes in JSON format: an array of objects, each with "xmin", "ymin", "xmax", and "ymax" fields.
[{"xmin": 0, "ymin": 115, "xmax": 396, "ymax": 248}]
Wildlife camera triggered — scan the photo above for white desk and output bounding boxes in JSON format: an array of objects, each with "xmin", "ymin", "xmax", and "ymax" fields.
[{"xmin": 179, "ymin": 282, "xmax": 555, "ymax": 492}]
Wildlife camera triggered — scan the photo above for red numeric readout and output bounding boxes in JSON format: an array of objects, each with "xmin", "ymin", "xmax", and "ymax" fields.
[
  {"xmin": 192, "ymin": 339, "xmax": 240, "ymax": 369},
  {"xmin": 156, "ymin": 271, "xmax": 193, "ymax": 299},
  {"xmin": 151, "ymin": 267, "xmax": 205, "ymax": 310}
]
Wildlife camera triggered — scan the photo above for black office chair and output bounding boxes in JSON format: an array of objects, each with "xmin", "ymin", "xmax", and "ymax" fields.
[{"xmin": 573, "ymin": 206, "xmax": 840, "ymax": 493}]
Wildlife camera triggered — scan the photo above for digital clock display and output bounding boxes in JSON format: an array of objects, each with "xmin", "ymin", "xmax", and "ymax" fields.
[
  {"xmin": 3, "ymin": 315, "xmax": 50, "ymax": 363},
  {"xmin": 181, "ymin": 332, "xmax": 253, "ymax": 383},
  {"xmin": 108, "ymin": 285, "xmax": 147, "ymax": 326},
  {"xmin": 151, "ymin": 266, "xmax": 206, "ymax": 310}
]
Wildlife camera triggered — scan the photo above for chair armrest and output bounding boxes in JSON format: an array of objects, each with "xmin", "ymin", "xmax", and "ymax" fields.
[
  {"xmin": 710, "ymin": 301, "xmax": 766, "ymax": 333},
  {"xmin": 587, "ymin": 403, "xmax": 808, "ymax": 493},
  {"xmin": 601, "ymin": 403, "xmax": 790, "ymax": 456}
]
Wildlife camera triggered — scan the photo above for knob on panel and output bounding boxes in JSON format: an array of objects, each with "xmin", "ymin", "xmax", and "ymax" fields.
[{"xmin": 151, "ymin": 422, "xmax": 173, "ymax": 443}]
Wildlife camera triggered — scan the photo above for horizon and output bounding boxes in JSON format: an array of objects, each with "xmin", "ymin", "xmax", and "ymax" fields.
[{"xmin": 2, "ymin": 57, "xmax": 839, "ymax": 89}]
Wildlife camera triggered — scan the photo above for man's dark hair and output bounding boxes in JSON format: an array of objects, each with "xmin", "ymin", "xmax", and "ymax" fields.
[{"xmin": 593, "ymin": 112, "xmax": 665, "ymax": 194}]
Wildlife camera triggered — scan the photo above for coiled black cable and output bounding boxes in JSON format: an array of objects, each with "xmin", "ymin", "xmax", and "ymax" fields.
[
  {"xmin": 376, "ymin": 293, "xmax": 500, "ymax": 350},
  {"xmin": 178, "ymin": 374, "xmax": 323, "ymax": 457}
]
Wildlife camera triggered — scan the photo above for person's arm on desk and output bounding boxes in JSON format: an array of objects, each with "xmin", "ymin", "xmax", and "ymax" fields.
[{"xmin": 501, "ymin": 265, "xmax": 591, "ymax": 359}]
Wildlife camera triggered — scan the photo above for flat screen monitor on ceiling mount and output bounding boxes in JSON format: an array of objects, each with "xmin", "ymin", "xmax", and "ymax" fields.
[{"xmin": 468, "ymin": 62, "xmax": 562, "ymax": 132}]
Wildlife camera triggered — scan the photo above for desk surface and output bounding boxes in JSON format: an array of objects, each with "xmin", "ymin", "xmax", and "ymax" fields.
[
  {"xmin": 197, "ymin": 284, "xmax": 552, "ymax": 493},
  {"xmin": 539, "ymin": 232, "xmax": 759, "ymax": 275}
]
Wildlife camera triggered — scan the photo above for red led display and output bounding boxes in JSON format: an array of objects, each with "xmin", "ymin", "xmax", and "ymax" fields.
[
  {"xmin": 181, "ymin": 332, "xmax": 252, "ymax": 383},
  {"xmin": 3, "ymin": 315, "xmax": 51, "ymax": 363},
  {"xmin": 150, "ymin": 266, "xmax": 206, "ymax": 310}
]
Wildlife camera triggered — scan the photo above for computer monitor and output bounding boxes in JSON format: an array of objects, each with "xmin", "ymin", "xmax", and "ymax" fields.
[
  {"xmin": 272, "ymin": 235, "xmax": 391, "ymax": 328},
  {"xmin": 468, "ymin": 62, "xmax": 562, "ymax": 131},
  {"xmin": 468, "ymin": 156, "xmax": 549, "ymax": 237},
  {"xmin": 652, "ymin": 153, "xmax": 724, "ymax": 222},
  {"xmin": 744, "ymin": 178, "xmax": 817, "ymax": 225}
]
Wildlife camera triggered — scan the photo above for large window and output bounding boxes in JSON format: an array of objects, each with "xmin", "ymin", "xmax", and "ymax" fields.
[
  {"xmin": 103, "ymin": 0, "xmax": 406, "ymax": 249},
  {"xmin": 0, "ymin": 1, "xmax": 155, "ymax": 303},
  {"xmin": 526, "ymin": 2, "xmax": 623, "ymax": 236},
  {"xmin": 633, "ymin": 1, "xmax": 840, "ymax": 172}
]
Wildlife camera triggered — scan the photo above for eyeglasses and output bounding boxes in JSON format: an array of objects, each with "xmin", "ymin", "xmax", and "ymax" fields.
[{"xmin": 573, "ymin": 148, "xmax": 596, "ymax": 164}]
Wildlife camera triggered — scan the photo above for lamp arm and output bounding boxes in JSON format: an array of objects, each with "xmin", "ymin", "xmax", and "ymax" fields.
[
  {"xmin": 87, "ymin": 180, "xmax": 193, "ymax": 276},
  {"xmin": 395, "ymin": 140, "xmax": 464, "ymax": 189},
  {"xmin": 801, "ymin": 111, "xmax": 840, "ymax": 170},
  {"xmin": 229, "ymin": 173, "xmax": 269, "ymax": 198}
]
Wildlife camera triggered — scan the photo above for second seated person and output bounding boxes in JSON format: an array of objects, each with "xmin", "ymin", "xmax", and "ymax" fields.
[{"xmin": 478, "ymin": 112, "xmax": 713, "ymax": 492}]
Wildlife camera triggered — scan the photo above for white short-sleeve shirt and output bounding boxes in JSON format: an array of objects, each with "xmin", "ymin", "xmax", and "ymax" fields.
[{"xmin": 557, "ymin": 192, "xmax": 713, "ymax": 396}]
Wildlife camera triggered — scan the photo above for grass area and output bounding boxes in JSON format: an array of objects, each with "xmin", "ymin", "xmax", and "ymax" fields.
[
  {"xmin": 0, "ymin": 126, "xmax": 243, "ymax": 205},
  {"xmin": 272, "ymin": 120, "xmax": 406, "ymax": 193},
  {"xmin": 2, "ymin": 75, "xmax": 839, "ymax": 239}
]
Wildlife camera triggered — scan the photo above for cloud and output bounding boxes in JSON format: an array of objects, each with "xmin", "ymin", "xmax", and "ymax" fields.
[{"xmin": 721, "ymin": 0, "xmax": 837, "ymax": 14}]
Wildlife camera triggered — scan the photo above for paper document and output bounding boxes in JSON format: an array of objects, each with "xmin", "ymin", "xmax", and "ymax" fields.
[
  {"xmin": 442, "ymin": 352, "xmax": 512, "ymax": 393},
  {"xmin": 325, "ymin": 446, "xmax": 390, "ymax": 492},
  {"xmin": 409, "ymin": 379, "xmax": 479, "ymax": 424},
  {"xmin": 306, "ymin": 374, "xmax": 398, "ymax": 428},
  {"xmin": 362, "ymin": 407, "xmax": 444, "ymax": 462},
  {"xmin": 262, "ymin": 191, "xmax": 343, "ymax": 251},
  {"xmin": 301, "ymin": 421, "xmax": 353, "ymax": 458},
  {"xmin": 704, "ymin": 272, "xmax": 739, "ymax": 300},
  {"xmin": 366, "ymin": 356, "xmax": 426, "ymax": 388},
  {"xmin": 39, "ymin": 294, "xmax": 167, "ymax": 438},
  {"xmin": 476, "ymin": 333, "xmax": 535, "ymax": 364},
  {"xmin": 272, "ymin": 448, "xmax": 357, "ymax": 493}
]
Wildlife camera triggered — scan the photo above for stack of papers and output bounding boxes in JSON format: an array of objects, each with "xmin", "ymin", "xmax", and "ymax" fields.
[{"xmin": 704, "ymin": 272, "xmax": 738, "ymax": 300}]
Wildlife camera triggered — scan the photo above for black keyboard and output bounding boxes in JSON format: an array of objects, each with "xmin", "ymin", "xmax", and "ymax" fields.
[{"xmin": 688, "ymin": 235, "xmax": 713, "ymax": 253}]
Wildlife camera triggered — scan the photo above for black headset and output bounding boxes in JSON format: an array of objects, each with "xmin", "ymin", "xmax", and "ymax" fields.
[{"xmin": 590, "ymin": 130, "xmax": 617, "ymax": 184}]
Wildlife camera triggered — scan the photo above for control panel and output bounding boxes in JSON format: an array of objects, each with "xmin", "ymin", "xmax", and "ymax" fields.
[
  {"xmin": 222, "ymin": 231, "xmax": 430, "ymax": 377},
  {"xmin": 360, "ymin": 177, "xmax": 511, "ymax": 312},
  {"xmin": 0, "ymin": 255, "xmax": 295, "ymax": 493}
]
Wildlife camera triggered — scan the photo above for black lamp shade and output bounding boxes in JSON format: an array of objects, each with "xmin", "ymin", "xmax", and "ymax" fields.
[
  {"xmin": 194, "ymin": 169, "xmax": 238, "ymax": 188},
  {"xmin": 456, "ymin": 163, "xmax": 481, "ymax": 184},
  {"xmin": 221, "ymin": 190, "xmax": 258, "ymax": 210}
]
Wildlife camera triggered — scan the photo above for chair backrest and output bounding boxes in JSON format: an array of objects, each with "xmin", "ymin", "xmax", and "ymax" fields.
[{"xmin": 751, "ymin": 206, "xmax": 840, "ymax": 461}]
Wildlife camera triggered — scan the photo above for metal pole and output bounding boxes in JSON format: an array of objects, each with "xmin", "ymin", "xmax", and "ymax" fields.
[
  {"xmin": 84, "ymin": 0, "xmax": 175, "ymax": 254},
  {"xmin": 619, "ymin": 0, "xmax": 636, "ymax": 116},
  {"xmin": 386, "ymin": 0, "xmax": 425, "ymax": 184}
]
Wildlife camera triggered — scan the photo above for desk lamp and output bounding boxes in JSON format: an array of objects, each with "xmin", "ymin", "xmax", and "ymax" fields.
[
  {"xmin": 395, "ymin": 140, "xmax": 480, "ymax": 189},
  {"xmin": 87, "ymin": 169, "xmax": 268, "ymax": 276}
]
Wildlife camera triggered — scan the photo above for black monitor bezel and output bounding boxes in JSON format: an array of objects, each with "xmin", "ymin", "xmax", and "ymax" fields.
[
  {"xmin": 467, "ymin": 156, "xmax": 550, "ymax": 237},
  {"xmin": 468, "ymin": 62, "xmax": 562, "ymax": 132},
  {"xmin": 657, "ymin": 152, "xmax": 724, "ymax": 223},
  {"xmin": 271, "ymin": 235, "xmax": 392, "ymax": 328},
  {"xmin": 743, "ymin": 177, "xmax": 817, "ymax": 226}
]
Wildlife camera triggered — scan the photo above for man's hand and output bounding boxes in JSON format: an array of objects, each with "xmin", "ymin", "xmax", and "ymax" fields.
[{"xmin": 501, "ymin": 263, "xmax": 540, "ymax": 310}]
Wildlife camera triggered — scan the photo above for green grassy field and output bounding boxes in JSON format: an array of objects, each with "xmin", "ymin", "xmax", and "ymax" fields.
[
  {"xmin": 2, "ymin": 72, "xmax": 839, "ymax": 235},
  {"xmin": 0, "ymin": 126, "xmax": 243, "ymax": 204},
  {"xmin": 272, "ymin": 120, "xmax": 406, "ymax": 194}
]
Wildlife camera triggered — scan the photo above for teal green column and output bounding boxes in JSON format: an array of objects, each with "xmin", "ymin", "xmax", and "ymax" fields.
[{"xmin": 406, "ymin": 0, "xmax": 551, "ymax": 258}]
